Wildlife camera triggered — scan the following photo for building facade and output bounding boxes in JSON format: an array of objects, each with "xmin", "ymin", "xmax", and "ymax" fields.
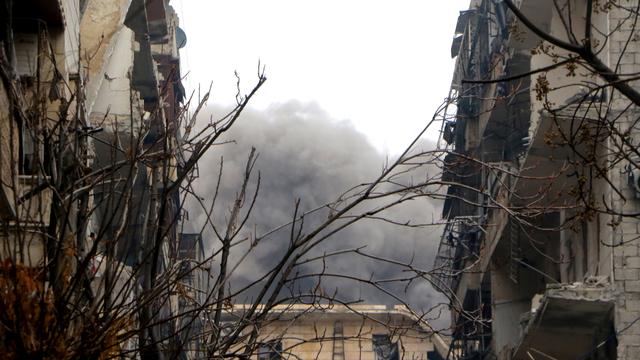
[
  {"xmin": 0, "ymin": 0, "xmax": 81, "ymax": 265},
  {"xmin": 434, "ymin": 1, "xmax": 640, "ymax": 359},
  {"xmin": 0, "ymin": 0, "xmax": 190, "ymax": 357},
  {"xmin": 81, "ymin": 0, "xmax": 188, "ymax": 355},
  {"xmin": 220, "ymin": 304, "xmax": 448, "ymax": 360}
]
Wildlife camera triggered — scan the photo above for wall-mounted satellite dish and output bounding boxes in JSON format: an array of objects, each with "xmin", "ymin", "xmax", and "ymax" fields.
[{"xmin": 176, "ymin": 27, "xmax": 187, "ymax": 49}]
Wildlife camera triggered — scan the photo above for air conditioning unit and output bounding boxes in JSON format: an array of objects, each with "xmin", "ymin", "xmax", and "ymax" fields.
[{"xmin": 14, "ymin": 33, "xmax": 38, "ymax": 77}]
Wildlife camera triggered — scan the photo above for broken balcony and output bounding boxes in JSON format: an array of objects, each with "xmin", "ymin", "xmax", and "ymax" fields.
[{"xmin": 512, "ymin": 280, "xmax": 616, "ymax": 360}]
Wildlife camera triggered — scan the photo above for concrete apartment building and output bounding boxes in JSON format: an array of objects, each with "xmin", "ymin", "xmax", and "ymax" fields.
[
  {"xmin": 219, "ymin": 304, "xmax": 448, "ymax": 360},
  {"xmin": 0, "ymin": 0, "xmax": 191, "ymax": 357},
  {"xmin": 0, "ymin": 0, "xmax": 81, "ymax": 265},
  {"xmin": 434, "ymin": 0, "xmax": 640, "ymax": 359},
  {"xmin": 81, "ymin": 0, "xmax": 186, "ymax": 266},
  {"xmin": 0, "ymin": 0, "xmax": 187, "ymax": 276},
  {"xmin": 81, "ymin": 0, "xmax": 189, "ymax": 352}
]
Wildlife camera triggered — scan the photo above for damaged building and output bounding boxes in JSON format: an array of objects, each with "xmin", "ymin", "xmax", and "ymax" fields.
[
  {"xmin": 81, "ymin": 0, "xmax": 186, "ymax": 267},
  {"xmin": 0, "ymin": 0, "xmax": 196, "ymax": 357},
  {"xmin": 81, "ymin": 0, "xmax": 191, "ymax": 354},
  {"xmin": 434, "ymin": 0, "xmax": 640, "ymax": 359}
]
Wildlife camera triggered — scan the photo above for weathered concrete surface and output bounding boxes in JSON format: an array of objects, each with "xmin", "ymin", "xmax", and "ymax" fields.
[
  {"xmin": 80, "ymin": 0, "xmax": 131, "ymax": 114},
  {"xmin": 513, "ymin": 280, "xmax": 615, "ymax": 360}
]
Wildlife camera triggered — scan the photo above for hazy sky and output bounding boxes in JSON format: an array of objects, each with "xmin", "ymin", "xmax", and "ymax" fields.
[
  {"xmin": 177, "ymin": 2, "xmax": 458, "ymax": 321},
  {"xmin": 188, "ymin": 103, "xmax": 446, "ymax": 319},
  {"xmin": 175, "ymin": 0, "xmax": 468, "ymax": 154}
]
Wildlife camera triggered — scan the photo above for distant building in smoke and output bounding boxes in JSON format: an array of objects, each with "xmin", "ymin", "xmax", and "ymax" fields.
[
  {"xmin": 435, "ymin": 0, "xmax": 639, "ymax": 359},
  {"xmin": 216, "ymin": 304, "xmax": 447, "ymax": 360}
]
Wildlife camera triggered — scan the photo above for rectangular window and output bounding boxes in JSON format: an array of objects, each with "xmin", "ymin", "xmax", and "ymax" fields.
[
  {"xmin": 13, "ymin": 32, "xmax": 38, "ymax": 77},
  {"xmin": 372, "ymin": 334, "xmax": 398, "ymax": 360},
  {"xmin": 19, "ymin": 120, "xmax": 38, "ymax": 175},
  {"xmin": 257, "ymin": 340, "xmax": 282, "ymax": 360}
]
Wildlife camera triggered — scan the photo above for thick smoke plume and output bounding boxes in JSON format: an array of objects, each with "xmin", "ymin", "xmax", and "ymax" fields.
[{"xmin": 186, "ymin": 101, "xmax": 446, "ymax": 322}]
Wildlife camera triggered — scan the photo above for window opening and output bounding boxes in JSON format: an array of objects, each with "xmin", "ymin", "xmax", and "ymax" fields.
[
  {"xmin": 372, "ymin": 334, "xmax": 399, "ymax": 360},
  {"xmin": 258, "ymin": 340, "xmax": 282, "ymax": 360}
]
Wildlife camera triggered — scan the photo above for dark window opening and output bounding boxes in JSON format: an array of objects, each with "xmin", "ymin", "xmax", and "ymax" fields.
[
  {"xmin": 79, "ymin": 0, "xmax": 89, "ymax": 18},
  {"xmin": 19, "ymin": 121, "xmax": 38, "ymax": 175},
  {"xmin": 372, "ymin": 334, "xmax": 399, "ymax": 360},
  {"xmin": 258, "ymin": 340, "xmax": 282, "ymax": 360}
]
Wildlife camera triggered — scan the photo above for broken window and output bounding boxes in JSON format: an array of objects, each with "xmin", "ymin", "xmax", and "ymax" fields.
[{"xmin": 372, "ymin": 334, "xmax": 399, "ymax": 360}]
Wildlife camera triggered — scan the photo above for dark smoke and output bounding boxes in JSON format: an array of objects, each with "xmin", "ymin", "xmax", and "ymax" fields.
[{"xmin": 186, "ymin": 100, "xmax": 447, "ymax": 325}]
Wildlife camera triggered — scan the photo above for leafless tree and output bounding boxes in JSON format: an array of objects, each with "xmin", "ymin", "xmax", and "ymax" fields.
[{"xmin": 0, "ymin": 10, "xmax": 457, "ymax": 360}]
